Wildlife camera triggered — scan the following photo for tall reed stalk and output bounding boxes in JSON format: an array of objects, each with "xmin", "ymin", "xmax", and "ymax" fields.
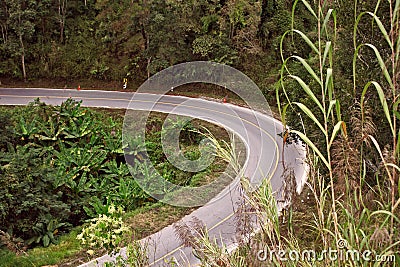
[
  {"xmin": 275, "ymin": 0, "xmax": 400, "ymax": 265},
  {"xmin": 279, "ymin": 0, "xmax": 343, "ymax": 250}
]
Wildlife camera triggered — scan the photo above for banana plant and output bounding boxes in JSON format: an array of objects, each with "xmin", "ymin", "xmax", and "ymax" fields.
[
  {"xmin": 64, "ymin": 133, "xmax": 102, "ymax": 150},
  {"xmin": 91, "ymin": 175, "xmax": 115, "ymax": 197},
  {"xmin": 16, "ymin": 116, "xmax": 38, "ymax": 140},
  {"xmin": 137, "ymin": 161, "xmax": 166, "ymax": 197},
  {"xmin": 161, "ymin": 116, "xmax": 197, "ymax": 142},
  {"xmin": 98, "ymin": 159, "xmax": 148, "ymax": 209},
  {"xmin": 110, "ymin": 177, "xmax": 147, "ymax": 210},
  {"xmin": 83, "ymin": 196, "xmax": 114, "ymax": 218},
  {"xmin": 123, "ymin": 135, "xmax": 149, "ymax": 162},
  {"xmin": 58, "ymin": 98, "xmax": 87, "ymax": 119},
  {"xmin": 62, "ymin": 115, "xmax": 94, "ymax": 140},
  {"xmin": 101, "ymin": 159, "xmax": 130, "ymax": 180},
  {"xmin": 35, "ymin": 115, "xmax": 65, "ymax": 142},
  {"xmin": 53, "ymin": 145, "xmax": 107, "ymax": 193},
  {"xmin": 102, "ymin": 129, "xmax": 124, "ymax": 155}
]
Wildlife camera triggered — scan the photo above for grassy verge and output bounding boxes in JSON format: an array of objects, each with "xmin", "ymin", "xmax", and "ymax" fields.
[
  {"xmin": 0, "ymin": 203, "xmax": 193, "ymax": 267},
  {"xmin": 0, "ymin": 228, "xmax": 82, "ymax": 267}
]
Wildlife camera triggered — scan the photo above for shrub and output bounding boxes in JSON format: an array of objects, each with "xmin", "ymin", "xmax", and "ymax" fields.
[{"xmin": 0, "ymin": 144, "xmax": 71, "ymax": 243}]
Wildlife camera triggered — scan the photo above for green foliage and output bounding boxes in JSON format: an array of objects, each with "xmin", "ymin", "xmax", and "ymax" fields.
[
  {"xmin": 1, "ymin": 0, "xmax": 37, "ymax": 80},
  {"xmin": 273, "ymin": 0, "xmax": 400, "ymax": 265},
  {"xmin": 83, "ymin": 196, "xmax": 115, "ymax": 218},
  {"xmin": 0, "ymin": 108, "xmax": 15, "ymax": 150},
  {"xmin": 0, "ymin": 144, "xmax": 71, "ymax": 243},
  {"xmin": 121, "ymin": 240, "xmax": 149, "ymax": 267},
  {"xmin": 53, "ymin": 145, "xmax": 107, "ymax": 191},
  {"xmin": 0, "ymin": 99, "xmax": 134, "ymax": 248},
  {"xmin": 1, "ymin": 99, "xmax": 227, "ymax": 257},
  {"xmin": 27, "ymin": 216, "xmax": 67, "ymax": 248},
  {"xmin": 0, "ymin": 227, "xmax": 83, "ymax": 267},
  {"xmin": 0, "ymin": 0, "xmax": 279, "ymax": 82},
  {"xmin": 174, "ymin": 0, "xmax": 398, "ymax": 266}
]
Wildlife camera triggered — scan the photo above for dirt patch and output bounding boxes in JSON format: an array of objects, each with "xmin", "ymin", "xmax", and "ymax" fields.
[
  {"xmin": 0, "ymin": 77, "xmax": 122, "ymax": 91},
  {"xmin": 126, "ymin": 204, "xmax": 195, "ymax": 240}
]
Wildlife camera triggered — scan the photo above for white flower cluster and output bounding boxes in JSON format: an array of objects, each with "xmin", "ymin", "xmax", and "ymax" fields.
[{"xmin": 76, "ymin": 204, "xmax": 130, "ymax": 254}]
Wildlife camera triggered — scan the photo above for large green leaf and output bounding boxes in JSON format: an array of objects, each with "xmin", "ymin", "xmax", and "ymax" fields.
[
  {"xmin": 289, "ymin": 75, "xmax": 324, "ymax": 112},
  {"xmin": 361, "ymin": 81, "xmax": 394, "ymax": 137},
  {"xmin": 291, "ymin": 130, "xmax": 330, "ymax": 170},
  {"xmin": 293, "ymin": 102, "xmax": 326, "ymax": 136}
]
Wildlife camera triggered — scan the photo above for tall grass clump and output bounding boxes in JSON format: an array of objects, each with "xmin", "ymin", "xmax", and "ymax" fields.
[
  {"xmin": 178, "ymin": 0, "xmax": 399, "ymax": 266},
  {"xmin": 275, "ymin": 0, "xmax": 400, "ymax": 265}
]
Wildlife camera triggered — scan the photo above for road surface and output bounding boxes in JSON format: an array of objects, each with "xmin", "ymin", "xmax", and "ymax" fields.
[{"xmin": 0, "ymin": 88, "xmax": 307, "ymax": 266}]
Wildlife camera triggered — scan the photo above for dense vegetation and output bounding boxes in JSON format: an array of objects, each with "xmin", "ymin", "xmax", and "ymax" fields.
[
  {"xmin": 0, "ymin": 0, "xmax": 308, "ymax": 93},
  {"xmin": 0, "ymin": 99, "xmax": 227, "ymax": 253},
  {"xmin": 0, "ymin": 0, "xmax": 399, "ymax": 266}
]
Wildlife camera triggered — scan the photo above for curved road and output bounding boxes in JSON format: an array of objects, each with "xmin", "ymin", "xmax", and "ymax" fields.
[{"xmin": 0, "ymin": 88, "xmax": 307, "ymax": 266}]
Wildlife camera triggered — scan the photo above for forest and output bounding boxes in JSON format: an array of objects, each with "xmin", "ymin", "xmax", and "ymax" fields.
[
  {"xmin": 0, "ymin": 0, "xmax": 399, "ymax": 266},
  {"xmin": 0, "ymin": 0, "xmax": 310, "ymax": 90}
]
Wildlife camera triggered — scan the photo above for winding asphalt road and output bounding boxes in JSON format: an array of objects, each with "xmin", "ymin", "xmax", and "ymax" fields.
[{"xmin": 0, "ymin": 88, "xmax": 307, "ymax": 266}]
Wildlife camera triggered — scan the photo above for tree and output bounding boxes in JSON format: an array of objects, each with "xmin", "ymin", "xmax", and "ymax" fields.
[
  {"xmin": 0, "ymin": 1, "xmax": 8, "ymax": 44},
  {"xmin": 191, "ymin": 0, "xmax": 240, "ymax": 64},
  {"xmin": 5, "ymin": 0, "xmax": 36, "ymax": 81},
  {"xmin": 258, "ymin": 0, "xmax": 277, "ymax": 47},
  {"xmin": 58, "ymin": 0, "xmax": 67, "ymax": 43}
]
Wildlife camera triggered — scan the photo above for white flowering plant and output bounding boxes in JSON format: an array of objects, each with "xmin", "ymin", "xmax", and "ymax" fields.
[{"xmin": 76, "ymin": 204, "xmax": 130, "ymax": 255}]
